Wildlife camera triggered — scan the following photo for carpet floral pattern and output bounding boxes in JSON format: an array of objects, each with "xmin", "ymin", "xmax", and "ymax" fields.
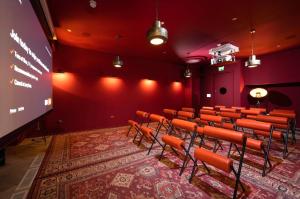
[{"xmin": 29, "ymin": 126, "xmax": 300, "ymax": 198}]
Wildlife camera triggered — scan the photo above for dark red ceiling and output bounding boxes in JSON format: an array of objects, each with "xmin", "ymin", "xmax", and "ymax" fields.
[{"xmin": 48, "ymin": 0, "xmax": 300, "ymax": 64}]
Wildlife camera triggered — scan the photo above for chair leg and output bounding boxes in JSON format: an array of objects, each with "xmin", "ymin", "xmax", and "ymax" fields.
[
  {"xmin": 179, "ymin": 153, "xmax": 189, "ymax": 176},
  {"xmin": 283, "ymin": 135, "xmax": 288, "ymax": 159},
  {"xmin": 147, "ymin": 138, "xmax": 155, "ymax": 155},
  {"xmin": 227, "ymin": 143, "xmax": 233, "ymax": 158},
  {"xmin": 159, "ymin": 144, "xmax": 167, "ymax": 160},
  {"xmin": 126, "ymin": 126, "xmax": 132, "ymax": 137},
  {"xmin": 138, "ymin": 135, "xmax": 144, "ymax": 146},
  {"xmin": 189, "ymin": 160, "xmax": 198, "ymax": 183}
]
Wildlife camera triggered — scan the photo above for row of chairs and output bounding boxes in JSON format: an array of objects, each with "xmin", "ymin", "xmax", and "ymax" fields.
[
  {"xmin": 126, "ymin": 108, "xmax": 295, "ymax": 198},
  {"xmin": 127, "ymin": 110, "xmax": 247, "ymax": 199},
  {"xmin": 178, "ymin": 106, "xmax": 296, "ymax": 145}
]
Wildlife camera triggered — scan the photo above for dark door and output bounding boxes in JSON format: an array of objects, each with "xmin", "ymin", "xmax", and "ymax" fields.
[{"xmin": 214, "ymin": 72, "xmax": 234, "ymax": 107}]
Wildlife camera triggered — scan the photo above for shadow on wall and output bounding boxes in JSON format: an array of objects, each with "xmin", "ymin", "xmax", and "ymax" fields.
[
  {"xmin": 247, "ymin": 90, "xmax": 292, "ymax": 107},
  {"xmin": 268, "ymin": 90, "xmax": 292, "ymax": 107}
]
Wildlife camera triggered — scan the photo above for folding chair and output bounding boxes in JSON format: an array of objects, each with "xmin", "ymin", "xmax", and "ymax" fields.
[
  {"xmin": 248, "ymin": 115, "xmax": 288, "ymax": 158},
  {"xmin": 202, "ymin": 106, "xmax": 214, "ymax": 110},
  {"xmin": 241, "ymin": 109, "xmax": 262, "ymax": 117},
  {"xmin": 220, "ymin": 111, "xmax": 242, "ymax": 124},
  {"xmin": 163, "ymin": 109, "xmax": 177, "ymax": 129},
  {"xmin": 189, "ymin": 126, "xmax": 247, "ymax": 199},
  {"xmin": 220, "ymin": 107, "xmax": 237, "ymax": 113},
  {"xmin": 159, "ymin": 119, "xmax": 197, "ymax": 175},
  {"xmin": 199, "ymin": 109, "xmax": 216, "ymax": 116},
  {"xmin": 181, "ymin": 107, "xmax": 195, "ymax": 113},
  {"xmin": 177, "ymin": 110, "xmax": 194, "ymax": 121},
  {"xmin": 127, "ymin": 110, "xmax": 150, "ymax": 137},
  {"xmin": 232, "ymin": 107, "xmax": 246, "ymax": 113},
  {"xmin": 235, "ymin": 119, "xmax": 273, "ymax": 176},
  {"xmin": 195, "ymin": 114, "xmax": 227, "ymax": 152},
  {"xmin": 270, "ymin": 111, "xmax": 296, "ymax": 143},
  {"xmin": 133, "ymin": 114, "xmax": 166, "ymax": 155},
  {"xmin": 249, "ymin": 107, "xmax": 267, "ymax": 114}
]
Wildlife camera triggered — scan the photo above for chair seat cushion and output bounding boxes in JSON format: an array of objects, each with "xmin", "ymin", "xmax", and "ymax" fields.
[
  {"xmin": 162, "ymin": 135, "xmax": 184, "ymax": 150},
  {"xmin": 194, "ymin": 147, "xmax": 233, "ymax": 173},
  {"xmin": 246, "ymin": 138, "xmax": 263, "ymax": 150},
  {"xmin": 254, "ymin": 130, "xmax": 282, "ymax": 140}
]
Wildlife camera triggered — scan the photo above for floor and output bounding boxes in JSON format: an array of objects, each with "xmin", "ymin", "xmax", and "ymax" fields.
[
  {"xmin": 1, "ymin": 127, "xmax": 299, "ymax": 199},
  {"xmin": 0, "ymin": 136, "xmax": 51, "ymax": 199}
]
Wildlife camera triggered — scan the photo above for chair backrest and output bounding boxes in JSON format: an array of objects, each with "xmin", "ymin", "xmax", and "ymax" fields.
[
  {"xmin": 215, "ymin": 105, "xmax": 226, "ymax": 109},
  {"xmin": 220, "ymin": 112, "xmax": 242, "ymax": 119},
  {"xmin": 163, "ymin": 109, "xmax": 177, "ymax": 117},
  {"xmin": 272, "ymin": 109, "xmax": 295, "ymax": 114},
  {"xmin": 199, "ymin": 109, "xmax": 216, "ymax": 116},
  {"xmin": 256, "ymin": 115, "xmax": 288, "ymax": 125},
  {"xmin": 202, "ymin": 106, "xmax": 214, "ymax": 110},
  {"xmin": 136, "ymin": 110, "xmax": 149, "ymax": 118},
  {"xmin": 177, "ymin": 111, "xmax": 194, "ymax": 119},
  {"xmin": 241, "ymin": 109, "xmax": 261, "ymax": 115},
  {"xmin": 203, "ymin": 126, "xmax": 246, "ymax": 145},
  {"xmin": 171, "ymin": 119, "xmax": 197, "ymax": 132},
  {"xmin": 220, "ymin": 107, "xmax": 236, "ymax": 113},
  {"xmin": 250, "ymin": 107, "xmax": 267, "ymax": 113},
  {"xmin": 200, "ymin": 114, "xmax": 222, "ymax": 124},
  {"xmin": 232, "ymin": 106, "xmax": 246, "ymax": 110},
  {"xmin": 181, "ymin": 107, "xmax": 195, "ymax": 113},
  {"xmin": 149, "ymin": 114, "xmax": 165, "ymax": 123},
  {"xmin": 269, "ymin": 111, "xmax": 296, "ymax": 119},
  {"xmin": 236, "ymin": 119, "xmax": 272, "ymax": 131}
]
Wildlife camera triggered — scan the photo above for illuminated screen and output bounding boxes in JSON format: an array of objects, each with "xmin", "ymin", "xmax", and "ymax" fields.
[{"xmin": 0, "ymin": 0, "xmax": 53, "ymax": 138}]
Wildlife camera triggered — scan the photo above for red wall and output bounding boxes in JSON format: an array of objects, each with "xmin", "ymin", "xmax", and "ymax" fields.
[
  {"xmin": 193, "ymin": 46, "xmax": 300, "ymax": 126},
  {"xmin": 199, "ymin": 61, "xmax": 243, "ymax": 108},
  {"xmin": 241, "ymin": 46, "xmax": 300, "ymax": 126},
  {"xmin": 44, "ymin": 44, "xmax": 185, "ymax": 133}
]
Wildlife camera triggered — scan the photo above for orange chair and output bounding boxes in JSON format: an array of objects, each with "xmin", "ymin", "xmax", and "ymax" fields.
[
  {"xmin": 189, "ymin": 126, "xmax": 247, "ymax": 199},
  {"xmin": 133, "ymin": 114, "xmax": 166, "ymax": 155},
  {"xmin": 135, "ymin": 110, "xmax": 150, "ymax": 125},
  {"xmin": 215, "ymin": 105, "xmax": 226, "ymax": 109},
  {"xmin": 250, "ymin": 107, "xmax": 267, "ymax": 113},
  {"xmin": 163, "ymin": 109, "xmax": 177, "ymax": 129},
  {"xmin": 202, "ymin": 106, "xmax": 214, "ymax": 110},
  {"xmin": 232, "ymin": 106, "xmax": 246, "ymax": 113},
  {"xmin": 241, "ymin": 109, "xmax": 262, "ymax": 116},
  {"xmin": 195, "ymin": 114, "xmax": 230, "ymax": 152},
  {"xmin": 269, "ymin": 111, "xmax": 296, "ymax": 143},
  {"xmin": 127, "ymin": 110, "xmax": 150, "ymax": 136},
  {"xmin": 127, "ymin": 120, "xmax": 139, "ymax": 136},
  {"xmin": 159, "ymin": 119, "xmax": 197, "ymax": 175},
  {"xmin": 199, "ymin": 109, "xmax": 216, "ymax": 116},
  {"xmin": 181, "ymin": 107, "xmax": 195, "ymax": 113},
  {"xmin": 248, "ymin": 115, "xmax": 288, "ymax": 158},
  {"xmin": 177, "ymin": 110, "xmax": 194, "ymax": 121},
  {"xmin": 235, "ymin": 119, "xmax": 273, "ymax": 176},
  {"xmin": 220, "ymin": 107, "xmax": 237, "ymax": 113},
  {"xmin": 220, "ymin": 111, "xmax": 242, "ymax": 123}
]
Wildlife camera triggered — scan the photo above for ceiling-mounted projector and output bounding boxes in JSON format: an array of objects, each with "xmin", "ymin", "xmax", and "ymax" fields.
[{"xmin": 209, "ymin": 43, "xmax": 239, "ymax": 65}]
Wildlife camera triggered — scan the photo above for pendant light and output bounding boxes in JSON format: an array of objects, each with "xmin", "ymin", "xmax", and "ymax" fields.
[
  {"xmin": 113, "ymin": 35, "xmax": 123, "ymax": 68},
  {"xmin": 184, "ymin": 66, "xmax": 192, "ymax": 78},
  {"xmin": 245, "ymin": 29, "xmax": 261, "ymax": 68},
  {"xmin": 146, "ymin": 0, "xmax": 168, "ymax": 45}
]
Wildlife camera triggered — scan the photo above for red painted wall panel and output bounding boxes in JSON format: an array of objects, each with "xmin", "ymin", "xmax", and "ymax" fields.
[{"xmin": 45, "ymin": 44, "xmax": 185, "ymax": 132}]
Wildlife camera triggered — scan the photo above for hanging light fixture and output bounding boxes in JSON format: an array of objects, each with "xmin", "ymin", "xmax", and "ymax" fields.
[
  {"xmin": 245, "ymin": 29, "xmax": 261, "ymax": 68},
  {"xmin": 184, "ymin": 66, "xmax": 192, "ymax": 78},
  {"xmin": 146, "ymin": 0, "xmax": 168, "ymax": 45},
  {"xmin": 113, "ymin": 56, "xmax": 123, "ymax": 68},
  {"xmin": 113, "ymin": 35, "xmax": 123, "ymax": 68}
]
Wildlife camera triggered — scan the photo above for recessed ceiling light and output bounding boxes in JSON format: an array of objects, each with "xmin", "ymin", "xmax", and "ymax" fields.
[
  {"xmin": 232, "ymin": 17, "xmax": 238, "ymax": 21},
  {"xmin": 89, "ymin": 0, "xmax": 97, "ymax": 8},
  {"xmin": 277, "ymin": 44, "xmax": 281, "ymax": 48},
  {"xmin": 67, "ymin": 29, "xmax": 72, "ymax": 32}
]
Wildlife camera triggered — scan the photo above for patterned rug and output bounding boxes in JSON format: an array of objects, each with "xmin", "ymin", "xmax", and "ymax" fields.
[{"xmin": 28, "ymin": 125, "xmax": 300, "ymax": 199}]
